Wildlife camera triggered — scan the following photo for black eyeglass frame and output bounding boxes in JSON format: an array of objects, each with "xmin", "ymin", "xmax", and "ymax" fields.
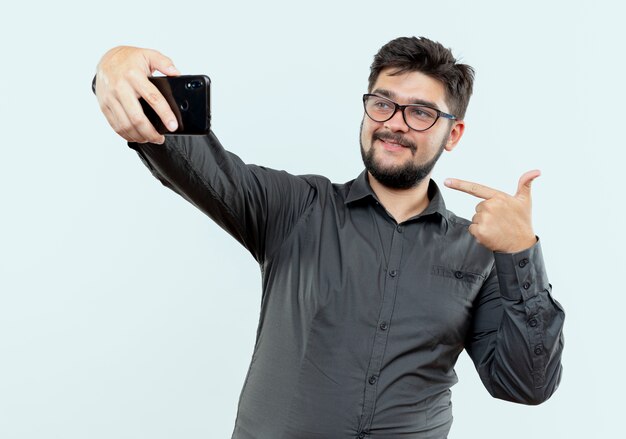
[{"xmin": 362, "ymin": 93, "xmax": 457, "ymax": 132}]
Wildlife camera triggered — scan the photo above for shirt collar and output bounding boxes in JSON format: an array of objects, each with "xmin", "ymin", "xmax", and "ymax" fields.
[{"xmin": 345, "ymin": 170, "xmax": 450, "ymax": 224}]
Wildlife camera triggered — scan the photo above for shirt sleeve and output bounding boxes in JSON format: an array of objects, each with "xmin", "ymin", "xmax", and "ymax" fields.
[
  {"xmin": 127, "ymin": 134, "xmax": 316, "ymax": 264},
  {"xmin": 464, "ymin": 238, "xmax": 565, "ymax": 405}
]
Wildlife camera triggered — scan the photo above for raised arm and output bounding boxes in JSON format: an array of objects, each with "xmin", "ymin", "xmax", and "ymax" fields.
[{"xmin": 93, "ymin": 47, "xmax": 316, "ymax": 263}]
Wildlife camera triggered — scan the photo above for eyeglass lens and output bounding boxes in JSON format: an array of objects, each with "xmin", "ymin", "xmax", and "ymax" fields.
[{"xmin": 364, "ymin": 95, "xmax": 438, "ymax": 131}]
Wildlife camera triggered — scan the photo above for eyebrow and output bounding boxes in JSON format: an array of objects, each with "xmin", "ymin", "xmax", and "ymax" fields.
[{"xmin": 373, "ymin": 88, "xmax": 442, "ymax": 110}]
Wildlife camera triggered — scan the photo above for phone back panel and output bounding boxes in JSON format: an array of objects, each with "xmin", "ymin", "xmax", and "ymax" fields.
[{"xmin": 141, "ymin": 75, "xmax": 211, "ymax": 135}]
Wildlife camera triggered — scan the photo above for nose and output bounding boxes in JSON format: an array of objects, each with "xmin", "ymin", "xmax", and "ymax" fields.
[{"xmin": 384, "ymin": 107, "xmax": 410, "ymax": 132}]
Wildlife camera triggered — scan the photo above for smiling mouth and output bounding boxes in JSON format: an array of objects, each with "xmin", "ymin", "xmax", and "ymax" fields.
[
  {"xmin": 373, "ymin": 134, "xmax": 418, "ymax": 155},
  {"xmin": 380, "ymin": 138, "xmax": 405, "ymax": 146},
  {"xmin": 376, "ymin": 136, "xmax": 408, "ymax": 149}
]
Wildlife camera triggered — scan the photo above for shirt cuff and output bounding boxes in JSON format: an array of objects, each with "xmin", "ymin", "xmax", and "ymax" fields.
[{"xmin": 493, "ymin": 238, "xmax": 550, "ymax": 301}]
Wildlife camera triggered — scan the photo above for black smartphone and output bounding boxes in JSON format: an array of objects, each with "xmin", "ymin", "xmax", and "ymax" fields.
[{"xmin": 141, "ymin": 75, "xmax": 211, "ymax": 135}]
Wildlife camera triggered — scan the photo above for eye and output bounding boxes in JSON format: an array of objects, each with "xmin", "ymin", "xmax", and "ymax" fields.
[
  {"xmin": 373, "ymin": 99, "xmax": 392, "ymax": 110},
  {"xmin": 409, "ymin": 106, "xmax": 436, "ymax": 120}
]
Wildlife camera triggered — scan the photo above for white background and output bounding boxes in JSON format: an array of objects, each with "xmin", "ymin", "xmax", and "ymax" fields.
[{"xmin": 1, "ymin": 0, "xmax": 624, "ymax": 437}]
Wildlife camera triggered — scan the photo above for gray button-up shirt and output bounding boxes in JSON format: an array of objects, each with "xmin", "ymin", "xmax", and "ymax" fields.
[{"xmin": 129, "ymin": 132, "xmax": 564, "ymax": 439}]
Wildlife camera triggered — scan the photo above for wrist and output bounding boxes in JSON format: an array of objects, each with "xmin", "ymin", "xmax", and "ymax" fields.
[{"xmin": 499, "ymin": 235, "xmax": 537, "ymax": 254}]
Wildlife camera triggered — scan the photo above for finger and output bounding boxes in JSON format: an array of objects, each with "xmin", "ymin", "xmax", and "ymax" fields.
[
  {"xmin": 127, "ymin": 71, "xmax": 179, "ymax": 132},
  {"xmin": 475, "ymin": 200, "xmax": 488, "ymax": 213},
  {"xmin": 444, "ymin": 178, "xmax": 503, "ymax": 200},
  {"xmin": 106, "ymin": 99, "xmax": 145, "ymax": 143},
  {"xmin": 471, "ymin": 211, "xmax": 485, "ymax": 226},
  {"xmin": 515, "ymin": 169, "xmax": 541, "ymax": 200},
  {"xmin": 468, "ymin": 223, "xmax": 480, "ymax": 241},
  {"xmin": 144, "ymin": 49, "xmax": 180, "ymax": 77},
  {"xmin": 100, "ymin": 96, "xmax": 141, "ymax": 142},
  {"xmin": 116, "ymin": 83, "xmax": 165, "ymax": 143}
]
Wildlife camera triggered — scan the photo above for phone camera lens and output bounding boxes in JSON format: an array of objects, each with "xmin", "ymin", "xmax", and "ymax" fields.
[
  {"xmin": 185, "ymin": 80, "xmax": 201, "ymax": 90},
  {"xmin": 179, "ymin": 100, "xmax": 189, "ymax": 111}
]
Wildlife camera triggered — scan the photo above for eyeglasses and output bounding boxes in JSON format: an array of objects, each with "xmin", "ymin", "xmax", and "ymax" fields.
[{"xmin": 362, "ymin": 94, "xmax": 457, "ymax": 132}]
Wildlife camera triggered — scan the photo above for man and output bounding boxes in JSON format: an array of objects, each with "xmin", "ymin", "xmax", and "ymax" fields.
[{"xmin": 94, "ymin": 36, "xmax": 564, "ymax": 439}]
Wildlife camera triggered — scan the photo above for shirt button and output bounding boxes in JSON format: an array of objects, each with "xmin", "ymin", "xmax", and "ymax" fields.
[
  {"xmin": 357, "ymin": 433, "xmax": 366, "ymax": 439},
  {"xmin": 396, "ymin": 225, "xmax": 403, "ymax": 233},
  {"xmin": 379, "ymin": 321, "xmax": 388, "ymax": 331},
  {"xmin": 528, "ymin": 318, "xmax": 538, "ymax": 327},
  {"xmin": 454, "ymin": 271, "xmax": 464, "ymax": 279},
  {"xmin": 368, "ymin": 375, "xmax": 377, "ymax": 385},
  {"xmin": 523, "ymin": 282, "xmax": 531, "ymax": 290},
  {"xmin": 389, "ymin": 269, "xmax": 397, "ymax": 277},
  {"xmin": 534, "ymin": 345, "xmax": 543, "ymax": 355},
  {"xmin": 519, "ymin": 258, "xmax": 529, "ymax": 268}
]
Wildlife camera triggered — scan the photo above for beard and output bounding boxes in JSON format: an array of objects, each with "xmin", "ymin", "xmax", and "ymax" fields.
[{"xmin": 359, "ymin": 121, "xmax": 448, "ymax": 190}]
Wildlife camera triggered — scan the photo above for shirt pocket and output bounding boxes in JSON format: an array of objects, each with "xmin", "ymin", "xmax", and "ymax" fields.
[
  {"xmin": 407, "ymin": 265, "xmax": 486, "ymax": 347},
  {"xmin": 431, "ymin": 265, "xmax": 484, "ymax": 286}
]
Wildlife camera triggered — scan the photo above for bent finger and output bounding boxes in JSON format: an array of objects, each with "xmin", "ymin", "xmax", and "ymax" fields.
[
  {"xmin": 128, "ymin": 72, "xmax": 179, "ymax": 133},
  {"xmin": 106, "ymin": 99, "xmax": 144, "ymax": 143},
  {"xmin": 116, "ymin": 83, "xmax": 165, "ymax": 143}
]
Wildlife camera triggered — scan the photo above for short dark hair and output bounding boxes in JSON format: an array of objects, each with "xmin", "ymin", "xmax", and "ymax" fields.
[{"xmin": 368, "ymin": 36, "xmax": 475, "ymax": 120}]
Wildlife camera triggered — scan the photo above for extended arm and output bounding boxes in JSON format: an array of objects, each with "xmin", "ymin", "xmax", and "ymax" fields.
[
  {"xmin": 93, "ymin": 46, "xmax": 315, "ymax": 262},
  {"xmin": 127, "ymin": 134, "xmax": 315, "ymax": 262}
]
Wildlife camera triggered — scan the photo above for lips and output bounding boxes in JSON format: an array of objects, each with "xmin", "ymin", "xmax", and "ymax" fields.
[
  {"xmin": 382, "ymin": 139, "xmax": 406, "ymax": 147},
  {"xmin": 376, "ymin": 136, "xmax": 408, "ymax": 148}
]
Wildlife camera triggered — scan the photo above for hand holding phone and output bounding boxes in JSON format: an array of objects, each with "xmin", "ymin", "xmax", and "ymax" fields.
[{"xmin": 94, "ymin": 46, "xmax": 211, "ymax": 143}]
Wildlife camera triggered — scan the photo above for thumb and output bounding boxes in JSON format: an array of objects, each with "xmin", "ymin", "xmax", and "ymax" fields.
[
  {"xmin": 145, "ymin": 49, "xmax": 180, "ymax": 76},
  {"xmin": 516, "ymin": 169, "xmax": 541, "ymax": 199}
]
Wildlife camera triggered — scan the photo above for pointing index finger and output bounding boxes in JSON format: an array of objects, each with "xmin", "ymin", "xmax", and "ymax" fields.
[{"xmin": 444, "ymin": 178, "xmax": 503, "ymax": 200}]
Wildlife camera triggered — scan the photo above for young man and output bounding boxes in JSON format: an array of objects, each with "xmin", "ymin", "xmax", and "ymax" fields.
[{"xmin": 94, "ymin": 36, "xmax": 564, "ymax": 439}]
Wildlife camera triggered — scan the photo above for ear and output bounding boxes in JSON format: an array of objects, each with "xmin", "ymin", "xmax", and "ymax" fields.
[{"xmin": 444, "ymin": 120, "xmax": 465, "ymax": 152}]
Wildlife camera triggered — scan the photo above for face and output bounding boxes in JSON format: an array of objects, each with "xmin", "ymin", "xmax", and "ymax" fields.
[{"xmin": 359, "ymin": 68, "xmax": 465, "ymax": 189}]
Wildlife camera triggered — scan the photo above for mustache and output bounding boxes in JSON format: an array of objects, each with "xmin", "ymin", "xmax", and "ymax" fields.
[{"xmin": 373, "ymin": 132, "xmax": 417, "ymax": 153}]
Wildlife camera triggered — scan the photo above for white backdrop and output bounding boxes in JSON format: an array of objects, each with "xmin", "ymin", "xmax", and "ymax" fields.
[{"xmin": 1, "ymin": 0, "xmax": 624, "ymax": 438}]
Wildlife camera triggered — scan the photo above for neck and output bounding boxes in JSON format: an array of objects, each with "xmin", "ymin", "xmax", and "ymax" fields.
[{"xmin": 367, "ymin": 172, "xmax": 432, "ymax": 223}]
